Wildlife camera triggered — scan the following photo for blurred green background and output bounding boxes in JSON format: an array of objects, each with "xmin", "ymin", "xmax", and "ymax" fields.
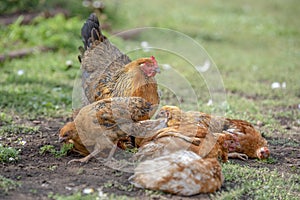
[{"xmin": 1, "ymin": 0, "xmax": 299, "ymax": 122}]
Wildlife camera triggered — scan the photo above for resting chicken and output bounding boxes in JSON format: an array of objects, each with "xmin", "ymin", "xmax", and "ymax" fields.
[
  {"xmin": 130, "ymin": 150, "xmax": 223, "ymax": 196},
  {"xmin": 135, "ymin": 126, "xmax": 239, "ymax": 163},
  {"xmin": 154, "ymin": 105, "xmax": 270, "ymax": 160},
  {"xmin": 59, "ymin": 97, "xmax": 167, "ymax": 163}
]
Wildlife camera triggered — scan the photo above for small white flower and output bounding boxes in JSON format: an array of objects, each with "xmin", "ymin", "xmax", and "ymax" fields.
[
  {"xmin": 82, "ymin": 0, "xmax": 91, "ymax": 7},
  {"xmin": 141, "ymin": 41, "xmax": 149, "ymax": 48},
  {"xmin": 281, "ymin": 82, "xmax": 286, "ymax": 89},
  {"xmin": 196, "ymin": 60, "xmax": 211, "ymax": 72},
  {"xmin": 41, "ymin": 183, "xmax": 49, "ymax": 187},
  {"xmin": 162, "ymin": 64, "xmax": 172, "ymax": 70},
  {"xmin": 65, "ymin": 60, "xmax": 73, "ymax": 66},
  {"xmin": 17, "ymin": 70, "xmax": 24, "ymax": 76},
  {"xmin": 9, "ymin": 157, "xmax": 15, "ymax": 161},
  {"xmin": 271, "ymin": 82, "xmax": 281, "ymax": 89},
  {"xmin": 65, "ymin": 186, "xmax": 72, "ymax": 191},
  {"xmin": 207, "ymin": 99, "xmax": 213, "ymax": 106},
  {"xmin": 20, "ymin": 140, "xmax": 26, "ymax": 145},
  {"xmin": 141, "ymin": 41, "xmax": 150, "ymax": 52},
  {"xmin": 93, "ymin": 1, "xmax": 103, "ymax": 8},
  {"xmin": 83, "ymin": 188, "xmax": 94, "ymax": 194},
  {"xmin": 97, "ymin": 187, "xmax": 107, "ymax": 198}
]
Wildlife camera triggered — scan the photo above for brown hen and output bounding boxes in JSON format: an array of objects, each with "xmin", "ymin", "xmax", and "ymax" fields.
[
  {"xmin": 135, "ymin": 127, "xmax": 238, "ymax": 163},
  {"xmin": 76, "ymin": 13, "xmax": 160, "ymax": 119},
  {"xmin": 155, "ymin": 105, "xmax": 269, "ymax": 160},
  {"xmin": 59, "ymin": 97, "xmax": 167, "ymax": 163},
  {"xmin": 130, "ymin": 150, "xmax": 223, "ymax": 196},
  {"xmin": 225, "ymin": 119, "xmax": 270, "ymax": 159}
]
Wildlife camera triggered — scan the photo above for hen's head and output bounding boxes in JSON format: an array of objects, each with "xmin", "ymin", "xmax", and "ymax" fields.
[
  {"xmin": 222, "ymin": 134, "xmax": 241, "ymax": 152},
  {"xmin": 155, "ymin": 105, "xmax": 181, "ymax": 119},
  {"xmin": 58, "ymin": 122, "xmax": 77, "ymax": 143},
  {"xmin": 138, "ymin": 56, "xmax": 160, "ymax": 77},
  {"xmin": 256, "ymin": 147, "xmax": 270, "ymax": 159}
]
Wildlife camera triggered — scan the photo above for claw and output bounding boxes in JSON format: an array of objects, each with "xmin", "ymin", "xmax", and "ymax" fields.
[
  {"xmin": 67, "ymin": 156, "xmax": 92, "ymax": 164},
  {"xmin": 228, "ymin": 152, "xmax": 248, "ymax": 161},
  {"xmin": 67, "ymin": 145, "xmax": 117, "ymax": 165}
]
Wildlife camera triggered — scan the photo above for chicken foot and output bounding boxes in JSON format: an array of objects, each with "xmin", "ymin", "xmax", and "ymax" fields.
[
  {"xmin": 228, "ymin": 152, "xmax": 248, "ymax": 160},
  {"xmin": 68, "ymin": 143, "xmax": 118, "ymax": 164},
  {"xmin": 67, "ymin": 147, "xmax": 101, "ymax": 164}
]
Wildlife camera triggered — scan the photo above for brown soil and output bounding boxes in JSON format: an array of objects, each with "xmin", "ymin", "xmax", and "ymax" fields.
[{"xmin": 0, "ymin": 117, "xmax": 299, "ymax": 200}]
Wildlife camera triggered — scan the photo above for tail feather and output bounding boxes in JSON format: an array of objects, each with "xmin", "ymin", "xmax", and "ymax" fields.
[
  {"xmin": 78, "ymin": 46, "xmax": 85, "ymax": 63},
  {"xmin": 81, "ymin": 13, "xmax": 105, "ymax": 50}
]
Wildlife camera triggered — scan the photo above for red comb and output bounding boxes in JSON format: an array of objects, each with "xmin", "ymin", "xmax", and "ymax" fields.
[
  {"xmin": 150, "ymin": 56, "xmax": 157, "ymax": 65},
  {"xmin": 151, "ymin": 56, "xmax": 155, "ymax": 60}
]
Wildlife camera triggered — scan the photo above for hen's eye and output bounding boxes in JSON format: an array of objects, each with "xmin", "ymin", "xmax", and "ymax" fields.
[
  {"xmin": 64, "ymin": 131, "xmax": 70, "ymax": 137},
  {"xmin": 159, "ymin": 111, "xmax": 166, "ymax": 116}
]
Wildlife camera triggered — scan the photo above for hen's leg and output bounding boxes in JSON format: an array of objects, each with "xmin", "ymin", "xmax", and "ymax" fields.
[
  {"xmin": 68, "ymin": 147, "xmax": 101, "ymax": 164},
  {"xmin": 228, "ymin": 152, "xmax": 248, "ymax": 160},
  {"xmin": 104, "ymin": 144, "xmax": 117, "ymax": 162}
]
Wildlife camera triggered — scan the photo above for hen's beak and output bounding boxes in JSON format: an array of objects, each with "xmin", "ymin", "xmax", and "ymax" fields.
[
  {"xmin": 58, "ymin": 136, "xmax": 66, "ymax": 143},
  {"xmin": 155, "ymin": 67, "xmax": 161, "ymax": 73},
  {"xmin": 257, "ymin": 147, "xmax": 270, "ymax": 159}
]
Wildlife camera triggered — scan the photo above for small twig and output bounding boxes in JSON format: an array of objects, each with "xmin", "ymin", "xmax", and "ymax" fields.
[
  {"xmin": 0, "ymin": 9, "xmax": 69, "ymax": 26},
  {"xmin": 0, "ymin": 46, "xmax": 55, "ymax": 62}
]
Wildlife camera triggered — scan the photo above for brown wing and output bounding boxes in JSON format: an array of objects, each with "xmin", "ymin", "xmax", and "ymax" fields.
[
  {"xmin": 79, "ymin": 13, "xmax": 131, "ymax": 106},
  {"xmin": 94, "ymin": 97, "xmax": 154, "ymax": 128}
]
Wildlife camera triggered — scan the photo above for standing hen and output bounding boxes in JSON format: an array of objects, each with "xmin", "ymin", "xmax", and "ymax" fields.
[{"xmin": 76, "ymin": 13, "xmax": 160, "ymax": 119}]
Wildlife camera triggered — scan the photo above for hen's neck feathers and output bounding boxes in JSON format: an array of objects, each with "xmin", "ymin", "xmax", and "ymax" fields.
[{"xmin": 112, "ymin": 63, "xmax": 157, "ymax": 97}]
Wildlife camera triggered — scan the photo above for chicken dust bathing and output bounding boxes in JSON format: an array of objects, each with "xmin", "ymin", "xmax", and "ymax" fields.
[{"xmin": 71, "ymin": 25, "xmax": 227, "ymax": 173}]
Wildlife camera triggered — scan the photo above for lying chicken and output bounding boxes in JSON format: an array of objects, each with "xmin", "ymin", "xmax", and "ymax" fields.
[
  {"xmin": 129, "ymin": 150, "xmax": 223, "ymax": 196},
  {"xmin": 155, "ymin": 105, "xmax": 229, "ymax": 137},
  {"xmin": 225, "ymin": 119, "xmax": 270, "ymax": 159},
  {"xmin": 155, "ymin": 105, "xmax": 270, "ymax": 160},
  {"xmin": 76, "ymin": 13, "xmax": 160, "ymax": 119},
  {"xmin": 59, "ymin": 97, "xmax": 167, "ymax": 163},
  {"xmin": 135, "ymin": 127, "xmax": 239, "ymax": 163}
]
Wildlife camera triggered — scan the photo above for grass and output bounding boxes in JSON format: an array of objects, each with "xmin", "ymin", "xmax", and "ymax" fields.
[
  {"xmin": 0, "ymin": 112, "xmax": 13, "ymax": 125},
  {"xmin": 0, "ymin": 124, "xmax": 40, "ymax": 136},
  {"xmin": 0, "ymin": 175, "xmax": 20, "ymax": 194},
  {"xmin": 215, "ymin": 162, "xmax": 300, "ymax": 200},
  {"xmin": 39, "ymin": 143, "xmax": 74, "ymax": 158},
  {"xmin": 0, "ymin": 0, "xmax": 299, "ymax": 199},
  {"xmin": 0, "ymin": 144, "xmax": 19, "ymax": 163}
]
